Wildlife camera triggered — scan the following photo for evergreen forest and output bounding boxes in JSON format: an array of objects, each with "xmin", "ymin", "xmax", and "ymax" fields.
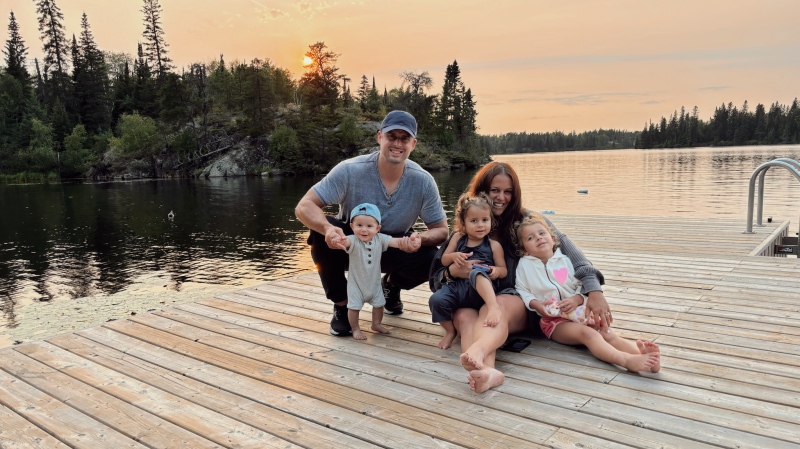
[
  {"xmin": 2, "ymin": 0, "xmax": 797, "ymax": 182},
  {"xmin": 635, "ymin": 101, "xmax": 800, "ymax": 149},
  {"xmin": 0, "ymin": 0, "xmax": 484, "ymax": 181}
]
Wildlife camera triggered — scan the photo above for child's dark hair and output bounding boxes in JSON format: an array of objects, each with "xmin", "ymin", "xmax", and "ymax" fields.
[
  {"xmin": 513, "ymin": 212, "xmax": 560, "ymax": 257},
  {"xmin": 453, "ymin": 192, "xmax": 495, "ymax": 235}
]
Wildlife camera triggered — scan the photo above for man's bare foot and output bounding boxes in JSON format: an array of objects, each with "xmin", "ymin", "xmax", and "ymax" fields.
[
  {"xmin": 460, "ymin": 350, "xmax": 483, "ymax": 371},
  {"xmin": 636, "ymin": 340, "xmax": 661, "ymax": 373},
  {"xmin": 352, "ymin": 329, "xmax": 367, "ymax": 340},
  {"xmin": 438, "ymin": 331, "xmax": 456, "ymax": 349},
  {"xmin": 468, "ymin": 367, "xmax": 505, "ymax": 393},
  {"xmin": 371, "ymin": 323, "xmax": 392, "ymax": 334},
  {"xmin": 621, "ymin": 352, "xmax": 659, "ymax": 372}
]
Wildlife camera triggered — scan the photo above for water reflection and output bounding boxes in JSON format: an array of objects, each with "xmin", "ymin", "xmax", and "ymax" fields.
[
  {"xmin": 2, "ymin": 145, "xmax": 800, "ymax": 325},
  {"xmin": 502, "ymin": 145, "xmax": 800, "ymax": 218},
  {"xmin": 0, "ymin": 177, "xmax": 318, "ymax": 310}
]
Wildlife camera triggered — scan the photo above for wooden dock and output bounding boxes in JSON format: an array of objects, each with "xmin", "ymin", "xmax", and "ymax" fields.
[{"xmin": 1, "ymin": 215, "xmax": 799, "ymax": 448}]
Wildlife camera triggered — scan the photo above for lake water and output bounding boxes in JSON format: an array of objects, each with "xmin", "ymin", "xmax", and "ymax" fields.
[{"xmin": 2, "ymin": 145, "xmax": 800, "ymax": 328}]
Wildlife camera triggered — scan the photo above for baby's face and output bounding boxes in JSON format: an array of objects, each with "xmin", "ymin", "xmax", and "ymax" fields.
[
  {"xmin": 350, "ymin": 215, "xmax": 381, "ymax": 242},
  {"xmin": 519, "ymin": 223, "xmax": 555, "ymax": 259}
]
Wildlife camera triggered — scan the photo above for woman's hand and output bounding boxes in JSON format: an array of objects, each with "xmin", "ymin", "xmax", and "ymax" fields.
[{"xmin": 585, "ymin": 290, "xmax": 612, "ymax": 331}]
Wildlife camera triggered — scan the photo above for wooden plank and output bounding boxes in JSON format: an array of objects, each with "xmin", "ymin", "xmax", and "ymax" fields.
[
  {"xmin": 581, "ymin": 398, "xmax": 796, "ymax": 449},
  {"xmin": 84, "ymin": 321, "xmax": 528, "ymax": 449},
  {"xmin": 162, "ymin": 305, "xmax": 720, "ymax": 446},
  {"xmin": 12, "ymin": 342, "xmax": 305, "ymax": 449},
  {"xmin": 0, "ymin": 369, "xmax": 149, "ymax": 448},
  {"xmin": 43, "ymin": 333, "xmax": 383, "ymax": 449},
  {"xmin": 0, "ymin": 347, "xmax": 221, "ymax": 449},
  {"xmin": 0, "ymin": 402, "xmax": 68, "ymax": 448}
]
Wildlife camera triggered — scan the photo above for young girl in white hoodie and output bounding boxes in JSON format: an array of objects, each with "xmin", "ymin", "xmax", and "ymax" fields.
[{"xmin": 514, "ymin": 213, "xmax": 661, "ymax": 373}]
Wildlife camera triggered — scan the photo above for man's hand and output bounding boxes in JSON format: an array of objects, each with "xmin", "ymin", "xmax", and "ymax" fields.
[
  {"xmin": 585, "ymin": 290, "xmax": 612, "ymax": 331},
  {"xmin": 325, "ymin": 227, "xmax": 347, "ymax": 250},
  {"xmin": 397, "ymin": 232, "xmax": 421, "ymax": 252}
]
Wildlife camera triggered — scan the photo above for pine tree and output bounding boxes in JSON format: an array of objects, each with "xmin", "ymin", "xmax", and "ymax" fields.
[
  {"xmin": 132, "ymin": 42, "xmax": 157, "ymax": 117},
  {"xmin": 74, "ymin": 13, "xmax": 110, "ymax": 132},
  {"xmin": 3, "ymin": 11, "xmax": 30, "ymax": 85},
  {"xmin": 357, "ymin": 75, "xmax": 369, "ymax": 110},
  {"xmin": 141, "ymin": 0, "xmax": 172, "ymax": 78},
  {"xmin": 34, "ymin": 0, "xmax": 69, "ymax": 76},
  {"xmin": 111, "ymin": 59, "xmax": 134, "ymax": 124},
  {"xmin": 436, "ymin": 61, "xmax": 463, "ymax": 146},
  {"xmin": 299, "ymin": 42, "xmax": 340, "ymax": 112}
]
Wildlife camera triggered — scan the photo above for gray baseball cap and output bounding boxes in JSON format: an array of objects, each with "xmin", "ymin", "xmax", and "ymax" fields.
[{"xmin": 380, "ymin": 110, "xmax": 417, "ymax": 139}]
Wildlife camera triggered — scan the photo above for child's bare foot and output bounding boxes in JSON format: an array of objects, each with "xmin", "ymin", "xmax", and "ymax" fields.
[
  {"xmin": 371, "ymin": 323, "xmax": 392, "ymax": 334},
  {"xmin": 468, "ymin": 367, "xmax": 505, "ymax": 393},
  {"xmin": 621, "ymin": 352, "xmax": 659, "ymax": 372},
  {"xmin": 352, "ymin": 329, "xmax": 367, "ymax": 340},
  {"xmin": 438, "ymin": 331, "xmax": 456, "ymax": 349},
  {"xmin": 460, "ymin": 350, "xmax": 484, "ymax": 371},
  {"xmin": 636, "ymin": 340, "xmax": 661, "ymax": 372}
]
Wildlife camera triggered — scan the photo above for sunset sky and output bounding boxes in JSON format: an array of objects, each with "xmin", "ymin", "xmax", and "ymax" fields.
[{"xmin": 4, "ymin": 0, "xmax": 799, "ymax": 135}]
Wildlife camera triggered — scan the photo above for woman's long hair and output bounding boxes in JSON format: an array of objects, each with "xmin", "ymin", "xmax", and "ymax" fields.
[{"xmin": 467, "ymin": 162, "xmax": 524, "ymax": 253}]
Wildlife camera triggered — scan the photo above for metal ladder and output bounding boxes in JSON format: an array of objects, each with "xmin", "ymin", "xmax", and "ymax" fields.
[{"xmin": 745, "ymin": 157, "xmax": 800, "ymax": 255}]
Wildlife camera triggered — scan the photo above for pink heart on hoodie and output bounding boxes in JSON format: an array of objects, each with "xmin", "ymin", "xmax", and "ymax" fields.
[{"xmin": 553, "ymin": 267, "xmax": 568, "ymax": 284}]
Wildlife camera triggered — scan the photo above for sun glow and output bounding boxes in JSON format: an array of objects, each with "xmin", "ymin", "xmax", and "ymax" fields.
[{"xmin": 303, "ymin": 56, "xmax": 313, "ymax": 66}]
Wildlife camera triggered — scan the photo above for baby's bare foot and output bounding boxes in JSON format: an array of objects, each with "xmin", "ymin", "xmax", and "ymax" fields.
[
  {"xmin": 460, "ymin": 351, "xmax": 483, "ymax": 371},
  {"xmin": 371, "ymin": 323, "xmax": 392, "ymax": 334},
  {"xmin": 352, "ymin": 329, "xmax": 367, "ymax": 340},
  {"xmin": 438, "ymin": 331, "xmax": 456, "ymax": 349},
  {"xmin": 468, "ymin": 367, "xmax": 505, "ymax": 393},
  {"xmin": 638, "ymin": 340, "xmax": 661, "ymax": 372},
  {"xmin": 622, "ymin": 352, "xmax": 659, "ymax": 372}
]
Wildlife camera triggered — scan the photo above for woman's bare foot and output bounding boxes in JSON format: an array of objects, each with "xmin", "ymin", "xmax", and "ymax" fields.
[
  {"xmin": 468, "ymin": 367, "xmax": 505, "ymax": 393},
  {"xmin": 352, "ymin": 329, "xmax": 367, "ymax": 340},
  {"xmin": 438, "ymin": 331, "xmax": 456, "ymax": 349},
  {"xmin": 621, "ymin": 352, "xmax": 659, "ymax": 372},
  {"xmin": 636, "ymin": 340, "xmax": 661, "ymax": 372},
  {"xmin": 371, "ymin": 323, "xmax": 392, "ymax": 334},
  {"xmin": 460, "ymin": 350, "xmax": 484, "ymax": 371}
]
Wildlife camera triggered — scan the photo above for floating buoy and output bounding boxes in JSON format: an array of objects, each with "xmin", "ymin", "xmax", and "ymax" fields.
[
  {"xmin": 577, "ymin": 189, "xmax": 588, "ymax": 194},
  {"xmin": 167, "ymin": 210, "xmax": 175, "ymax": 220}
]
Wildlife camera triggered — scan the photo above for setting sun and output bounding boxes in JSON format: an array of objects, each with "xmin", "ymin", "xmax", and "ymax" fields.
[{"xmin": 303, "ymin": 56, "xmax": 313, "ymax": 66}]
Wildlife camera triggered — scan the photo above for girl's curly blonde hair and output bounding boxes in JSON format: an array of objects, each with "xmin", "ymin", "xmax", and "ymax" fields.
[
  {"xmin": 453, "ymin": 192, "xmax": 495, "ymax": 235},
  {"xmin": 512, "ymin": 212, "xmax": 560, "ymax": 257}
]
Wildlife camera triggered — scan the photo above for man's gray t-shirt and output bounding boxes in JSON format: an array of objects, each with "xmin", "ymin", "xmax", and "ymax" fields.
[{"xmin": 312, "ymin": 152, "xmax": 446, "ymax": 237}]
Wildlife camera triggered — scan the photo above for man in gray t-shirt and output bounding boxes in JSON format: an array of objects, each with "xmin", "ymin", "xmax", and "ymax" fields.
[{"xmin": 295, "ymin": 110, "xmax": 449, "ymax": 336}]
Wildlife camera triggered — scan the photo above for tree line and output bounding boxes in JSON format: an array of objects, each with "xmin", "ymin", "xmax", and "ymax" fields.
[
  {"xmin": 481, "ymin": 129, "xmax": 638, "ymax": 154},
  {"xmin": 635, "ymin": 100, "xmax": 800, "ymax": 149},
  {"xmin": 0, "ymin": 0, "xmax": 483, "ymax": 181}
]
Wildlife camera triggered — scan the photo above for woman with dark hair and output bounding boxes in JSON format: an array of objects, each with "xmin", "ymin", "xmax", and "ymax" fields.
[{"xmin": 432, "ymin": 161, "xmax": 612, "ymax": 392}]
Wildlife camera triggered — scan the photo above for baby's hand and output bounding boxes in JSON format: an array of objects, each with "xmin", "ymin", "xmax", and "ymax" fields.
[
  {"xmin": 405, "ymin": 232, "xmax": 421, "ymax": 252},
  {"xmin": 487, "ymin": 266, "xmax": 501, "ymax": 280},
  {"xmin": 451, "ymin": 252, "xmax": 472, "ymax": 268},
  {"xmin": 329, "ymin": 234, "xmax": 347, "ymax": 250},
  {"xmin": 558, "ymin": 295, "xmax": 583, "ymax": 314},
  {"xmin": 484, "ymin": 306, "xmax": 502, "ymax": 327}
]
